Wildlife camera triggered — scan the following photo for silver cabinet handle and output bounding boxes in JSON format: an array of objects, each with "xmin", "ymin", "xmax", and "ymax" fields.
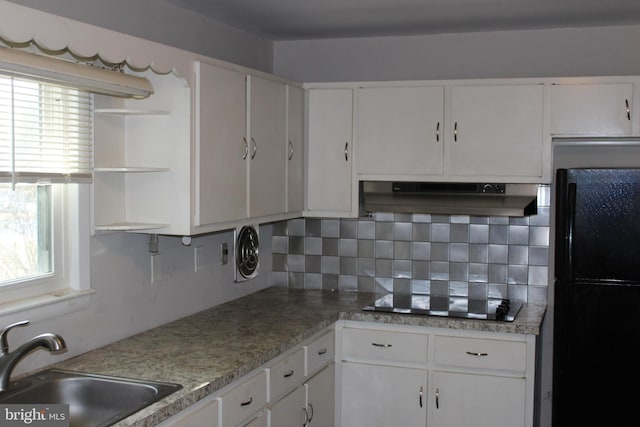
[
  {"xmin": 283, "ymin": 369, "xmax": 294, "ymax": 378},
  {"xmin": 242, "ymin": 137, "xmax": 248, "ymax": 159},
  {"xmin": 288, "ymin": 140, "xmax": 294, "ymax": 160},
  {"xmin": 240, "ymin": 396, "xmax": 253, "ymax": 407},
  {"xmin": 344, "ymin": 142, "xmax": 349, "ymax": 161},
  {"xmin": 302, "ymin": 406, "xmax": 310, "ymax": 426},
  {"xmin": 371, "ymin": 342, "xmax": 392, "ymax": 348},
  {"xmin": 436, "ymin": 387, "xmax": 440, "ymax": 409},
  {"xmin": 308, "ymin": 402, "xmax": 314, "ymax": 422},
  {"xmin": 419, "ymin": 386, "xmax": 423, "ymax": 408},
  {"xmin": 436, "ymin": 121, "xmax": 440, "ymax": 142},
  {"xmin": 251, "ymin": 137, "xmax": 257, "ymax": 159},
  {"xmin": 453, "ymin": 122, "xmax": 458, "ymax": 142},
  {"xmin": 466, "ymin": 351, "xmax": 489, "ymax": 356},
  {"xmin": 317, "ymin": 348, "xmax": 327, "ymax": 355},
  {"xmin": 626, "ymin": 99, "xmax": 631, "ymax": 121}
]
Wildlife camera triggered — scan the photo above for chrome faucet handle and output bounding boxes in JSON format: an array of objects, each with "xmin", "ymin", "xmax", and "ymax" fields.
[{"xmin": 0, "ymin": 320, "xmax": 30, "ymax": 354}]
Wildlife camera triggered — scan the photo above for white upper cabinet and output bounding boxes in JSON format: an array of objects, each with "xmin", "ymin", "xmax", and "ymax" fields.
[
  {"xmin": 448, "ymin": 84, "xmax": 545, "ymax": 179},
  {"xmin": 247, "ymin": 75, "xmax": 287, "ymax": 218},
  {"xmin": 550, "ymin": 83, "xmax": 634, "ymax": 136},
  {"xmin": 195, "ymin": 61, "xmax": 247, "ymax": 226},
  {"xmin": 195, "ymin": 62, "xmax": 293, "ymax": 229},
  {"xmin": 357, "ymin": 86, "xmax": 445, "ymax": 177},
  {"xmin": 306, "ymin": 88, "xmax": 355, "ymax": 216},
  {"xmin": 355, "ymin": 82, "xmax": 546, "ymax": 183},
  {"xmin": 287, "ymin": 85, "xmax": 305, "ymax": 213}
]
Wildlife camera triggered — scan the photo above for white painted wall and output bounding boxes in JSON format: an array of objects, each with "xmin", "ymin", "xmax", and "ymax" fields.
[
  {"xmin": 274, "ymin": 24, "xmax": 640, "ymax": 82},
  {"xmin": 0, "ymin": 226, "xmax": 273, "ymax": 377},
  {"xmin": 5, "ymin": 0, "xmax": 274, "ymax": 73}
]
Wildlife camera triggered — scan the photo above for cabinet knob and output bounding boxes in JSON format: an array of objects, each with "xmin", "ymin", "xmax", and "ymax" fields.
[
  {"xmin": 283, "ymin": 369, "xmax": 295, "ymax": 378},
  {"xmin": 419, "ymin": 386, "xmax": 424, "ymax": 408},
  {"xmin": 436, "ymin": 121, "xmax": 440, "ymax": 142},
  {"xmin": 344, "ymin": 142, "xmax": 349, "ymax": 161},
  {"xmin": 288, "ymin": 140, "xmax": 294, "ymax": 160},
  {"xmin": 240, "ymin": 396, "xmax": 253, "ymax": 407},
  {"xmin": 436, "ymin": 387, "xmax": 440, "ymax": 409},
  {"xmin": 454, "ymin": 122, "xmax": 458, "ymax": 142}
]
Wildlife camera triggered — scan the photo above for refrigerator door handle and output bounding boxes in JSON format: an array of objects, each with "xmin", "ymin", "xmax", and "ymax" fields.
[{"xmin": 567, "ymin": 182, "xmax": 577, "ymax": 279}]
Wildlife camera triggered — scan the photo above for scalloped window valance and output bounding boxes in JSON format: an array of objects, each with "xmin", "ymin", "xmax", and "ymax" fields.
[
  {"xmin": 0, "ymin": 47, "xmax": 153, "ymax": 99},
  {"xmin": 0, "ymin": 1, "xmax": 184, "ymax": 76}
]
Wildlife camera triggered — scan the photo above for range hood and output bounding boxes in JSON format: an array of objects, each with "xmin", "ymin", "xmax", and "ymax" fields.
[{"xmin": 361, "ymin": 182, "xmax": 538, "ymax": 217}]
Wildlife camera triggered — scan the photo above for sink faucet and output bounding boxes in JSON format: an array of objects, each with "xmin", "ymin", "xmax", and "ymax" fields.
[{"xmin": 0, "ymin": 320, "xmax": 66, "ymax": 391}]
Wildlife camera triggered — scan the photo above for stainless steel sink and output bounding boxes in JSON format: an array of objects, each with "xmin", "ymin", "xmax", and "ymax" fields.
[{"xmin": 0, "ymin": 369, "xmax": 182, "ymax": 427}]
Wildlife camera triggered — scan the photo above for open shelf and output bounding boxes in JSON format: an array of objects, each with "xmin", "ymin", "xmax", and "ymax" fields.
[
  {"xmin": 94, "ymin": 167, "xmax": 170, "ymax": 173},
  {"xmin": 94, "ymin": 222, "xmax": 169, "ymax": 232},
  {"xmin": 94, "ymin": 108, "xmax": 170, "ymax": 115}
]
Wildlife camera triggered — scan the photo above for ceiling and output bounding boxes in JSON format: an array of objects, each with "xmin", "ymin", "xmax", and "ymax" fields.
[{"xmin": 162, "ymin": 0, "xmax": 640, "ymax": 41}]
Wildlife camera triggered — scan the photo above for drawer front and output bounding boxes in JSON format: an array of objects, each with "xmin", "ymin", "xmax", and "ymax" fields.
[
  {"xmin": 306, "ymin": 330, "xmax": 335, "ymax": 375},
  {"xmin": 219, "ymin": 370, "xmax": 267, "ymax": 427},
  {"xmin": 269, "ymin": 347, "xmax": 305, "ymax": 402},
  {"xmin": 342, "ymin": 327, "xmax": 428, "ymax": 365},
  {"xmin": 433, "ymin": 335, "xmax": 527, "ymax": 372}
]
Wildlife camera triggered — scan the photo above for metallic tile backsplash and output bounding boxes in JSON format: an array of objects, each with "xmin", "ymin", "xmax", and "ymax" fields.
[{"xmin": 272, "ymin": 185, "xmax": 550, "ymax": 304}]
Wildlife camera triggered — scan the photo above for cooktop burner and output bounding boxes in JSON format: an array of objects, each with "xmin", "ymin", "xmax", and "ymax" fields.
[{"xmin": 362, "ymin": 294, "xmax": 522, "ymax": 322}]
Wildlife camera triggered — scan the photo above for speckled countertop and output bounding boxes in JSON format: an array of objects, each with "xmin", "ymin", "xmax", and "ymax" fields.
[{"xmin": 51, "ymin": 287, "xmax": 546, "ymax": 427}]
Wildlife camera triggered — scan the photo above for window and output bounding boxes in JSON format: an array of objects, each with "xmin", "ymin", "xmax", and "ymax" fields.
[{"xmin": 0, "ymin": 74, "xmax": 92, "ymax": 305}]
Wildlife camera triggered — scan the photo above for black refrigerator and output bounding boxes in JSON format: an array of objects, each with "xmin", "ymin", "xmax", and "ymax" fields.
[{"xmin": 553, "ymin": 168, "xmax": 640, "ymax": 426}]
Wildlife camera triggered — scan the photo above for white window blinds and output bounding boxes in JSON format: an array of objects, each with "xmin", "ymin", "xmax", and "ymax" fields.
[{"xmin": 0, "ymin": 74, "xmax": 93, "ymax": 184}]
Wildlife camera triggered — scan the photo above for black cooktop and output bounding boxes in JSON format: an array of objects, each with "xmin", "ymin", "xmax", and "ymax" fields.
[{"xmin": 362, "ymin": 294, "xmax": 522, "ymax": 322}]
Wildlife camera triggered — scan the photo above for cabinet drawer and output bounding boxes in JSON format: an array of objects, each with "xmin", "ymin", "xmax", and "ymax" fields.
[
  {"xmin": 268, "ymin": 347, "xmax": 305, "ymax": 402},
  {"xmin": 218, "ymin": 370, "xmax": 267, "ymax": 427},
  {"xmin": 306, "ymin": 330, "xmax": 335, "ymax": 375},
  {"xmin": 342, "ymin": 328, "xmax": 428, "ymax": 365},
  {"xmin": 433, "ymin": 336, "xmax": 527, "ymax": 372}
]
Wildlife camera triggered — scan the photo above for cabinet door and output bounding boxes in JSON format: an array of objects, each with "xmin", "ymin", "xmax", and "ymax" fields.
[
  {"xmin": 550, "ymin": 83, "xmax": 634, "ymax": 136},
  {"xmin": 248, "ymin": 75, "xmax": 287, "ymax": 218},
  {"xmin": 357, "ymin": 86, "xmax": 444, "ymax": 176},
  {"xmin": 270, "ymin": 385, "xmax": 308, "ymax": 427},
  {"xmin": 155, "ymin": 396, "xmax": 218, "ymax": 427},
  {"xmin": 306, "ymin": 88, "xmax": 353, "ymax": 215},
  {"xmin": 195, "ymin": 62, "xmax": 247, "ymax": 225},
  {"xmin": 430, "ymin": 371, "xmax": 526, "ymax": 427},
  {"xmin": 341, "ymin": 362, "xmax": 427, "ymax": 427},
  {"xmin": 448, "ymin": 84, "xmax": 544, "ymax": 179},
  {"xmin": 241, "ymin": 411, "xmax": 268, "ymax": 427},
  {"xmin": 305, "ymin": 364, "xmax": 335, "ymax": 427},
  {"xmin": 287, "ymin": 85, "xmax": 305, "ymax": 213}
]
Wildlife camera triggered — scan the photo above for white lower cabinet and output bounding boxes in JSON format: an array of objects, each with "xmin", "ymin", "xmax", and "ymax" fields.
[
  {"xmin": 241, "ymin": 411, "xmax": 269, "ymax": 427},
  {"xmin": 156, "ymin": 395, "xmax": 218, "ymax": 427},
  {"xmin": 339, "ymin": 321, "xmax": 535, "ymax": 427},
  {"xmin": 429, "ymin": 371, "xmax": 525, "ymax": 427},
  {"xmin": 269, "ymin": 385, "xmax": 308, "ymax": 427},
  {"xmin": 158, "ymin": 322, "xmax": 535, "ymax": 427},
  {"xmin": 218, "ymin": 370, "xmax": 267, "ymax": 427},
  {"xmin": 305, "ymin": 364, "xmax": 335, "ymax": 427},
  {"xmin": 341, "ymin": 362, "xmax": 427, "ymax": 427}
]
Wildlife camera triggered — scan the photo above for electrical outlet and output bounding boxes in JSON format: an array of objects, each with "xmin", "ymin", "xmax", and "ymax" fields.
[
  {"xmin": 221, "ymin": 243, "xmax": 228, "ymax": 265},
  {"xmin": 150, "ymin": 253, "xmax": 161, "ymax": 284}
]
